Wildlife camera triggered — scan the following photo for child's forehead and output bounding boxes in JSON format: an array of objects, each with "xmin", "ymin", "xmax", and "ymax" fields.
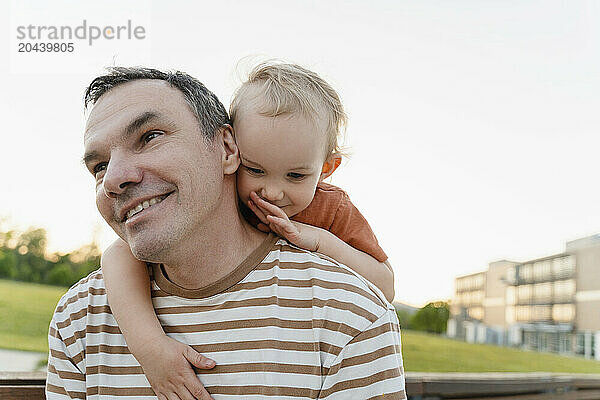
[
  {"xmin": 241, "ymin": 143, "xmax": 321, "ymax": 170},
  {"xmin": 237, "ymin": 109, "xmax": 328, "ymax": 145},
  {"xmin": 236, "ymin": 115, "xmax": 328, "ymax": 167}
]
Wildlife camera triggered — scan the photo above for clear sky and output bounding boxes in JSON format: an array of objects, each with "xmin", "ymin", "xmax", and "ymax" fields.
[{"xmin": 2, "ymin": 0, "xmax": 599, "ymax": 306}]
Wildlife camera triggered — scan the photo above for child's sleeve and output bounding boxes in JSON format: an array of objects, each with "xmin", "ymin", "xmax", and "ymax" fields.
[{"xmin": 329, "ymin": 192, "xmax": 388, "ymax": 263}]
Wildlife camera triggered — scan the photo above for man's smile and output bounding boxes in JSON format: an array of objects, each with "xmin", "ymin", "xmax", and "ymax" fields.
[{"xmin": 121, "ymin": 192, "xmax": 173, "ymax": 222}]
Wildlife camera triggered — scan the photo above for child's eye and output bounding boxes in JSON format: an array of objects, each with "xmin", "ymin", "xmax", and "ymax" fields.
[
  {"xmin": 287, "ymin": 172, "xmax": 306, "ymax": 180},
  {"xmin": 245, "ymin": 166, "xmax": 264, "ymax": 175}
]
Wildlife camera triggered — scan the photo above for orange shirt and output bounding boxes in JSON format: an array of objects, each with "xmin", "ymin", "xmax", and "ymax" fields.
[{"xmin": 241, "ymin": 182, "xmax": 387, "ymax": 262}]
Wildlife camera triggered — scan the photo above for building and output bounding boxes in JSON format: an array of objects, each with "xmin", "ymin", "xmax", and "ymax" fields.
[{"xmin": 447, "ymin": 234, "xmax": 600, "ymax": 359}]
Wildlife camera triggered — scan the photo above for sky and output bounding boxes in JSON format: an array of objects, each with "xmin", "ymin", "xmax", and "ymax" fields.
[{"xmin": 2, "ymin": 0, "xmax": 599, "ymax": 307}]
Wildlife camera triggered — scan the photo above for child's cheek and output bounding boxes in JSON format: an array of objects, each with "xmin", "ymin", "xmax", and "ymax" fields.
[{"xmin": 235, "ymin": 172, "xmax": 253, "ymax": 203}]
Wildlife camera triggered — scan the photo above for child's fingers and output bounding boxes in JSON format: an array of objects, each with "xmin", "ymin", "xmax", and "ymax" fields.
[
  {"xmin": 249, "ymin": 192, "xmax": 287, "ymax": 219},
  {"xmin": 267, "ymin": 215, "xmax": 297, "ymax": 236},
  {"xmin": 267, "ymin": 215, "xmax": 298, "ymax": 242},
  {"xmin": 247, "ymin": 199, "xmax": 269, "ymax": 225},
  {"xmin": 248, "ymin": 193, "xmax": 274, "ymax": 218},
  {"xmin": 183, "ymin": 346, "xmax": 216, "ymax": 369}
]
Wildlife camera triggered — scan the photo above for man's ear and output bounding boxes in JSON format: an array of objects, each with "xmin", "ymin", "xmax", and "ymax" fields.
[
  {"xmin": 319, "ymin": 153, "xmax": 342, "ymax": 181},
  {"xmin": 220, "ymin": 125, "xmax": 240, "ymax": 175}
]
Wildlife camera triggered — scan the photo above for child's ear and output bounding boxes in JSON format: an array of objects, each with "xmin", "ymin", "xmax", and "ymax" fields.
[
  {"xmin": 220, "ymin": 125, "xmax": 240, "ymax": 175},
  {"xmin": 319, "ymin": 153, "xmax": 342, "ymax": 181}
]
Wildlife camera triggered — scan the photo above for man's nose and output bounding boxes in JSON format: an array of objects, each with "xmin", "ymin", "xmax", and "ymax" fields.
[
  {"xmin": 102, "ymin": 156, "xmax": 143, "ymax": 198},
  {"xmin": 260, "ymin": 185, "xmax": 284, "ymax": 202}
]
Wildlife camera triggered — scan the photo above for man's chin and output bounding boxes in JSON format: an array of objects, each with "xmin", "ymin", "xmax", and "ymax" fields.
[
  {"xmin": 128, "ymin": 240, "xmax": 165, "ymax": 263},
  {"xmin": 123, "ymin": 230, "xmax": 167, "ymax": 263}
]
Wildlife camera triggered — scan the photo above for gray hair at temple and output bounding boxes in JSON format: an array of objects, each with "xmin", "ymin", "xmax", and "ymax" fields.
[{"xmin": 83, "ymin": 66, "xmax": 230, "ymax": 143}]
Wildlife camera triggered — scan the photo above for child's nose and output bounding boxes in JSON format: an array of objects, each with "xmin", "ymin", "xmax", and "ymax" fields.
[{"xmin": 260, "ymin": 186, "xmax": 284, "ymax": 202}]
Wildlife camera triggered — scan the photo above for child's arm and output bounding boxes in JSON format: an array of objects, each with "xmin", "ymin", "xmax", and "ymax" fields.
[
  {"xmin": 101, "ymin": 239, "xmax": 216, "ymax": 400},
  {"xmin": 248, "ymin": 192, "xmax": 395, "ymax": 302}
]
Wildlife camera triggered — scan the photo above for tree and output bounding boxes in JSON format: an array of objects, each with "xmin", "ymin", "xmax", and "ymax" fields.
[
  {"xmin": 410, "ymin": 301, "xmax": 449, "ymax": 334},
  {"xmin": 0, "ymin": 223, "xmax": 101, "ymax": 287},
  {"xmin": 17, "ymin": 228, "xmax": 47, "ymax": 257},
  {"xmin": 0, "ymin": 248, "xmax": 17, "ymax": 279},
  {"xmin": 396, "ymin": 309, "xmax": 414, "ymax": 330},
  {"xmin": 47, "ymin": 263, "xmax": 74, "ymax": 286}
]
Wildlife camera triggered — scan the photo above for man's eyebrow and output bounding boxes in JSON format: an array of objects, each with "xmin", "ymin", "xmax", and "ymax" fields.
[
  {"xmin": 81, "ymin": 111, "xmax": 162, "ymax": 167},
  {"xmin": 81, "ymin": 150, "xmax": 99, "ymax": 167},
  {"xmin": 125, "ymin": 111, "xmax": 162, "ymax": 138}
]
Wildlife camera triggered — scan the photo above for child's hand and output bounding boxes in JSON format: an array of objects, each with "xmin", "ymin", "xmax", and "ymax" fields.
[
  {"xmin": 137, "ymin": 334, "xmax": 216, "ymax": 400},
  {"xmin": 248, "ymin": 191, "xmax": 321, "ymax": 252}
]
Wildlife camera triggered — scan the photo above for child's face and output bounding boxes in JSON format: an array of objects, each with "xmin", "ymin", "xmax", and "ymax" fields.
[{"xmin": 234, "ymin": 109, "xmax": 328, "ymax": 218}]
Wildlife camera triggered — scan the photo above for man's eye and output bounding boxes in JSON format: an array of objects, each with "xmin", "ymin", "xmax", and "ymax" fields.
[
  {"xmin": 245, "ymin": 166, "xmax": 264, "ymax": 175},
  {"xmin": 143, "ymin": 130, "xmax": 163, "ymax": 143},
  {"xmin": 288, "ymin": 172, "xmax": 306, "ymax": 180},
  {"xmin": 93, "ymin": 162, "xmax": 107, "ymax": 175}
]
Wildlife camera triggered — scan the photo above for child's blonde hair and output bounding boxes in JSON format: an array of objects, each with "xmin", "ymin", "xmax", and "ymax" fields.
[{"xmin": 230, "ymin": 61, "xmax": 347, "ymax": 158}]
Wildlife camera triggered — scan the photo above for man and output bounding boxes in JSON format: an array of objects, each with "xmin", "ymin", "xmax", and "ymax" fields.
[{"xmin": 46, "ymin": 67, "xmax": 406, "ymax": 399}]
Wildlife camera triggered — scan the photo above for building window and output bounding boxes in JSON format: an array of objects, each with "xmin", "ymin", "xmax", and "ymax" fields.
[
  {"xmin": 520, "ymin": 264, "xmax": 533, "ymax": 281},
  {"xmin": 554, "ymin": 255, "xmax": 576, "ymax": 279},
  {"xmin": 532, "ymin": 305, "xmax": 552, "ymax": 321},
  {"xmin": 539, "ymin": 333, "xmax": 549, "ymax": 351},
  {"xmin": 554, "ymin": 279, "xmax": 575, "ymax": 302},
  {"xmin": 517, "ymin": 285, "xmax": 532, "ymax": 303},
  {"xmin": 552, "ymin": 304, "xmax": 575, "ymax": 322},
  {"xmin": 533, "ymin": 282, "xmax": 552, "ymax": 302},
  {"xmin": 468, "ymin": 307, "xmax": 484, "ymax": 320},
  {"xmin": 516, "ymin": 306, "xmax": 531, "ymax": 321},
  {"xmin": 524, "ymin": 331, "xmax": 536, "ymax": 349},
  {"xmin": 456, "ymin": 274, "xmax": 485, "ymax": 292},
  {"xmin": 576, "ymin": 333, "xmax": 585, "ymax": 355},
  {"xmin": 565, "ymin": 255, "xmax": 576, "ymax": 271},
  {"xmin": 534, "ymin": 261, "xmax": 552, "ymax": 281},
  {"xmin": 559, "ymin": 333, "xmax": 572, "ymax": 354}
]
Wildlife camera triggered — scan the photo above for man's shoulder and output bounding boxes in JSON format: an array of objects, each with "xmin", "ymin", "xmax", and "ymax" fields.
[
  {"xmin": 262, "ymin": 239, "xmax": 392, "ymax": 315},
  {"xmin": 53, "ymin": 268, "xmax": 106, "ymax": 319}
]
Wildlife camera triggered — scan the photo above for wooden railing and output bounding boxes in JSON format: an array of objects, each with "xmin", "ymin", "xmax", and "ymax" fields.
[
  {"xmin": 2, "ymin": 371, "xmax": 600, "ymax": 399},
  {"xmin": 405, "ymin": 372, "xmax": 600, "ymax": 399},
  {"xmin": 0, "ymin": 371, "xmax": 46, "ymax": 400}
]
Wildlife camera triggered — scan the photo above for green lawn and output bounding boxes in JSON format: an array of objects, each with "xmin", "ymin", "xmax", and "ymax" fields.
[
  {"xmin": 402, "ymin": 330, "xmax": 600, "ymax": 373},
  {"xmin": 2, "ymin": 279, "xmax": 600, "ymax": 373},
  {"xmin": 0, "ymin": 279, "xmax": 67, "ymax": 353}
]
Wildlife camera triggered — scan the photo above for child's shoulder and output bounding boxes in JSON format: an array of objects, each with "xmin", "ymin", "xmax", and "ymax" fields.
[
  {"xmin": 293, "ymin": 182, "xmax": 355, "ymax": 230},
  {"xmin": 315, "ymin": 181, "xmax": 347, "ymax": 196},
  {"xmin": 314, "ymin": 181, "xmax": 356, "ymax": 210}
]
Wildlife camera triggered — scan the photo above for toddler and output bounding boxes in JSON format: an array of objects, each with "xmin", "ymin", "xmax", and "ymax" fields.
[{"xmin": 102, "ymin": 62, "xmax": 394, "ymax": 399}]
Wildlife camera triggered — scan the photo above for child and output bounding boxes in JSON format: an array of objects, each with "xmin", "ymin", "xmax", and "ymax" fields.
[{"xmin": 102, "ymin": 62, "xmax": 394, "ymax": 399}]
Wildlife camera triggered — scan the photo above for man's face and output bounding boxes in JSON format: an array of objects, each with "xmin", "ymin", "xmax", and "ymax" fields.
[{"xmin": 83, "ymin": 80, "xmax": 224, "ymax": 261}]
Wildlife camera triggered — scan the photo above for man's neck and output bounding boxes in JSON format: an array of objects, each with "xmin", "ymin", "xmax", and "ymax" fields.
[{"xmin": 160, "ymin": 205, "xmax": 267, "ymax": 290}]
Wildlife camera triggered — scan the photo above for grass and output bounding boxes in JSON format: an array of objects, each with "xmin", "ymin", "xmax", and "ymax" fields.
[
  {"xmin": 402, "ymin": 330, "xmax": 600, "ymax": 373},
  {"xmin": 1, "ymin": 279, "xmax": 600, "ymax": 373},
  {"xmin": 0, "ymin": 279, "xmax": 67, "ymax": 353}
]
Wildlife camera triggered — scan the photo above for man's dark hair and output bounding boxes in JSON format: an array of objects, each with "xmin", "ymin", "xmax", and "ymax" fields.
[{"xmin": 84, "ymin": 66, "xmax": 230, "ymax": 142}]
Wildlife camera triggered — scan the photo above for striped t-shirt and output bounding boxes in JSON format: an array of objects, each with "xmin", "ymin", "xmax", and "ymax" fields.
[{"xmin": 47, "ymin": 234, "xmax": 406, "ymax": 399}]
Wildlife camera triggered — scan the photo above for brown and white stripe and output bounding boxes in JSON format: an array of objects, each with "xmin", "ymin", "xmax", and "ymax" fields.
[{"xmin": 46, "ymin": 235, "xmax": 406, "ymax": 399}]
